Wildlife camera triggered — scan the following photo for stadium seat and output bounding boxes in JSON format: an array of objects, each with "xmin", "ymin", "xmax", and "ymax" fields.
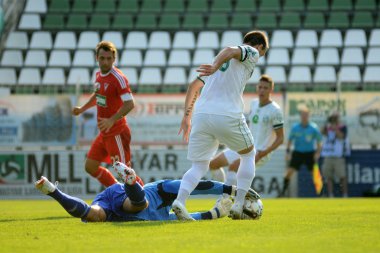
[
  {"xmin": 164, "ymin": 0, "xmax": 185, "ymax": 12},
  {"xmin": 95, "ymin": 0, "xmax": 116, "ymax": 13},
  {"xmin": 168, "ymin": 50, "xmax": 191, "ymax": 66},
  {"xmin": 187, "ymin": 0, "xmax": 209, "ymax": 12},
  {"xmin": 67, "ymin": 68, "xmax": 91, "ymax": 85},
  {"xmin": 295, "ymin": 30, "xmax": 318, "ymax": 48},
  {"xmin": 72, "ymin": 0, "xmax": 93, "ymax": 13},
  {"xmin": 192, "ymin": 49, "xmax": 215, "ymax": 66},
  {"xmin": 125, "ymin": 31, "xmax": 148, "ymax": 49},
  {"xmin": 210, "ymin": 0, "xmax": 232, "ymax": 12},
  {"xmin": 320, "ymin": 30, "xmax": 343, "ymax": 47},
  {"xmin": 42, "ymin": 68, "xmax": 65, "ymax": 85},
  {"xmin": 291, "ymin": 48, "xmax": 314, "ymax": 65},
  {"xmin": 255, "ymin": 13, "xmax": 277, "ymax": 29},
  {"xmin": 283, "ymin": 0, "xmax": 305, "ymax": 11},
  {"xmin": 327, "ymin": 12, "xmax": 350, "ymax": 28},
  {"xmin": 303, "ymin": 12, "xmax": 325, "ymax": 29},
  {"xmin": 159, "ymin": 14, "xmax": 181, "ymax": 29},
  {"xmin": 271, "ymin": 30, "xmax": 293, "ymax": 48},
  {"xmin": 341, "ymin": 48, "xmax": 364, "ymax": 65},
  {"xmin": 143, "ymin": 50, "xmax": 166, "ymax": 67},
  {"xmin": 366, "ymin": 48, "xmax": 380, "ymax": 65},
  {"xmin": 331, "ymin": 0, "xmax": 352, "ymax": 10},
  {"xmin": 112, "ymin": 14, "xmax": 134, "ymax": 30},
  {"xmin": 49, "ymin": 0, "xmax": 70, "ymax": 13},
  {"xmin": 24, "ymin": 50, "xmax": 47, "ymax": 67},
  {"xmin": 78, "ymin": 32, "xmax": 100, "ymax": 49},
  {"xmin": 119, "ymin": 50, "xmax": 143, "ymax": 67},
  {"xmin": 265, "ymin": 66, "xmax": 287, "ymax": 83},
  {"xmin": 267, "ymin": 48, "xmax": 290, "ymax": 65},
  {"xmin": 352, "ymin": 11, "xmax": 374, "ymax": 28},
  {"xmin": 18, "ymin": 14, "xmax": 41, "ymax": 30},
  {"xmin": 339, "ymin": 66, "xmax": 361, "ymax": 83},
  {"xmin": 172, "ymin": 31, "xmax": 196, "ymax": 49},
  {"xmin": 0, "ymin": 68, "xmax": 17, "ymax": 85},
  {"xmin": 317, "ymin": 48, "xmax": 340, "ymax": 65},
  {"xmin": 355, "ymin": 0, "xmax": 376, "ymax": 10},
  {"xmin": 73, "ymin": 50, "xmax": 96, "ymax": 67},
  {"xmin": 139, "ymin": 68, "xmax": 162, "ymax": 85},
  {"xmin": 235, "ymin": 0, "xmax": 256, "ymax": 12},
  {"xmin": 43, "ymin": 14, "xmax": 65, "ymax": 29},
  {"xmin": 369, "ymin": 29, "xmax": 380, "ymax": 46},
  {"xmin": 344, "ymin": 29, "xmax": 367, "ymax": 47},
  {"xmin": 48, "ymin": 50, "xmax": 71, "ymax": 67},
  {"xmin": 102, "ymin": 31, "xmax": 124, "ymax": 49},
  {"xmin": 196, "ymin": 31, "xmax": 219, "ymax": 49},
  {"xmin": 307, "ymin": 0, "xmax": 328, "ymax": 11},
  {"xmin": 279, "ymin": 13, "xmax": 301, "ymax": 29},
  {"xmin": 140, "ymin": 0, "xmax": 162, "ymax": 13},
  {"xmin": 260, "ymin": 0, "xmax": 281, "ymax": 12},
  {"xmin": 54, "ymin": 32, "xmax": 77, "ymax": 49},
  {"xmin": 313, "ymin": 66, "xmax": 337, "ymax": 83},
  {"xmin": 163, "ymin": 67, "xmax": 187, "ymax": 85},
  {"xmin": 230, "ymin": 14, "xmax": 252, "ymax": 29},
  {"xmin": 289, "ymin": 66, "xmax": 312, "ymax": 83},
  {"xmin": 18, "ymin": 68, "xmax": 41, "ymax": 85},
  {"xmin": 135, "ymin": 14, "xmax": 157, "ymax": 29},
  {"xmin": 363, "ymin": 66, "xmax": 380, "ymax": 83},
  {"xmin": 66, "ymin": 14, "xmax": 88, "ymax": 29},
  {"xmin": 30, "ymin": 31, "xmax": 53, "ymax": 49},
  {"xmin": 24, "ymin": 0, "xmax": 47, "ymax": 13},
  {"xmin": 220, "ymin": 31, "xmax": 243, "ymax": 48},
  {"xmin": 5, "ymin": 31, "xmax": 28, "ymax": 49},
  {"xmin": 119, "ymin": 67, "xmax": 138, "ymax": 86},
  {"xmin": 148, "ymin": 31, "xmax": 171, "ymax": 49},
  {"xmin": 1, "ymin": 50, "xmax": 23, "ymax": 67},
  {"xmin": 118, "ymin": 0, "xmax": 139, "ymax": 13},
  {"xmin": 247, "ymin": 67, "xmax": 261, "ymax": 84},
  {"xmin": 89, "ymin": 14, "xmax": 111, "ymax": 29},
  {"xmin": 183, "ymin": 14, "xmax": 204, "ymax": 29}
]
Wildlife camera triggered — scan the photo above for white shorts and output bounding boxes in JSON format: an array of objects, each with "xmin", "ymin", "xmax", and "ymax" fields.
[
  {"xmin": 223, "ymin": 148, "xmax": 271, "ymax": 168},
  {"xmin": 187, "ymin": 113, "xmax": 254, "ymax": 161}
]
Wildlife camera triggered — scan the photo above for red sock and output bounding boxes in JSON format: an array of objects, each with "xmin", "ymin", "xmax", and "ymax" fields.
[
  {"xmin": 92, "ymin": 166, "xmax": 117, "ymax": 187},
  {"xmin": 136, "ymin": 176, "xmax": 144, "ymax": 186}
]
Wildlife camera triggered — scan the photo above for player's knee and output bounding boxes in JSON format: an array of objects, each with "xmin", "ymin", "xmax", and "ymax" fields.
[
  {"xmin": 85, "ymin": 206, "xmax": 107, "ymax": 222},
  {"xmin": 85, "ymin": 159, "xmax": 99, "ymax": 175},
  {"xmin": 123, "ymin": 198, "xmax": 149, "ymax": 213}
]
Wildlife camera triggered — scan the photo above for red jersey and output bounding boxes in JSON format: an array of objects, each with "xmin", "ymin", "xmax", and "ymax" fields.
[{"xmin": 94, "ymin": 66, "xmax": 132, "ymax": 137}]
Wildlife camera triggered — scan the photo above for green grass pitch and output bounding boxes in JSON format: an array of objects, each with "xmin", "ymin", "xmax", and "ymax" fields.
[{"xmin": 1, "ymin": 198, "xmax": 379, "ymax": 253}]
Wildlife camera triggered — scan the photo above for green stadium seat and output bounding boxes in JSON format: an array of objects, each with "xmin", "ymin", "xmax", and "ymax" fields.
[
  {"xmin": 187, "ymin": 0, "xmax": 209, "ymax": 12},
  {"xmin": 49, "ymin": 0, "xmax": 70, "ymax": 13},
  {"xmin": 303, "ymin": 12, "xmax": 325, "ymax": 28},
  {"xmin": 43, "ymin": 14, "xmax": 65, "ymax": 29},
  {"xmin": 230, "ymin": 13, "xmax": 252, "ymax": 29},
  {"xmin": 71, "ymin": 0, "xmax": 93, "ymax": 13},
  {"xmin": 118, "ymin": 0, "xmax": 139, "ymax": 13},
  {"xmin": 135, "ymin": 14, "xmax": 157, "ymax": 29},
  {"xmin": 235, "ymin": 0, "xmax": 256, "ymax": 12},
  {"xmin": 94, "ymin": 0, "xmax": 116, "ymax": 13},
  {"xmin": 182, "ymin": 14, "xmax": 204, "ymax": 29},
  {"xmin": 210, "ymin": 0, "xmax": 232, "ymax": 12},
  {"xmin": 140, "ymin": 0, "xmax": 162, "ymax": 13},
  {"xmin": 279, "ymin": 13, "xmax": 301, "ymax": 29},
  {"xmin": 66, "ymin": 14, "xmax": 88, "ymax": 29},
  {"xmin": 260, "ymin": 0, "xmax": 281, "ymax": 12},
  {"xmin": 255, "ymin": 13, "xmax": 277, "ymax": 29},
  {"xmin": 159, "ymin": 14, "xmax": 181, "ymax": 29},
  {"xmin": 112, "ymin": 14, "xmax": 134, "ymax": 29},
  {"xmin": 89, "ymin": 14, "xmax": 110, "ymax": 29},
  {"xmin": 207, "ymin": 14, "xmax": 229, "ymax": 29},
  {"xmin": 164, "ymin": 0, "xmax": 185, "ymax": 12},
  {"xmin": 352, "ymin": 11, "xmax": 374, "ymax": 28},
  {"xmin": 328, "ymin": 12, "xmax": 350, "ymax": 28},
  {"xmin": 355, "ymin": 0, "xmax": 376, "ymax": 10},
  {"xmin": 331, "ymin": 0, "xmax": 353, "ymax": 11},
  {"xmin": 283, "ymin": 0, "xmax": 305, "ymax": 11},
  {"xmin": 307, "ymin": 0, "xmax": 328, "ymax": 11}
]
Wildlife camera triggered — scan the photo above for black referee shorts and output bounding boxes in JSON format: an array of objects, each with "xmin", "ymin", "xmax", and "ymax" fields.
[{"xmin": 289, "ymin": 151, "xmax": 315, "ymax": 171}]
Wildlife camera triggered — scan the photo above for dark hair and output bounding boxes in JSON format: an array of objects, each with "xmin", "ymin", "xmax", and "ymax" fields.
[
  {"xmin": 259, "ymin": 74, "xmax": 274, "ymax": 89},
  {"xmin": 243, "ymin": 31, "xmax": 269, "ymax": 49},
  {"xmin": 95, "ymin": 41, "xmax": 117, "ymax": 58}
]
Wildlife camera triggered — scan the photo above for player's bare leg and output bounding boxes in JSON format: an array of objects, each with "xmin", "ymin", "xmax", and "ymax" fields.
[{"xmin": 279, "ymin": 168, "xmax": 295, "ymax": 197}]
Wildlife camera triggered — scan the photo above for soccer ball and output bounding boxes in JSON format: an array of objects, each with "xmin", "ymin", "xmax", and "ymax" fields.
[{"xmin": 242, "ymin": 198, "xmax": 263, "ymax": 220}]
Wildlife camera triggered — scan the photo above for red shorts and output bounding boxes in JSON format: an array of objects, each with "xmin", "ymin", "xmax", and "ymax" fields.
[{"xmin": 87, "ymin": 127, "xmax": 131, "ymax": 166}]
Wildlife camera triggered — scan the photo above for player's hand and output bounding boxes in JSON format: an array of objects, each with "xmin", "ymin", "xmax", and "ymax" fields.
[
  {"xmin": 196, "ymin": 64, "xmax": 218, "ymax": 77},
  {"xmin": 72, "ymin": 106, "xmax": 82, "ymax": 116},
  {"xmin": 255, "ymin": 150, "xmax": 266, "ymax": 163},
  {"xmin": 313, "ymin": 153, "xmax": 320, "ymax": 163},
  {"xmin": 285, "ymin": 153, "xmax": 291, "ymax": 162},
  {"xmin": 98, "ymin": 117, "xmax": 115, "ymax": 132},
  {"xmin": 178, "ymin": 116, "xmax": 191, "ymax": 142}
]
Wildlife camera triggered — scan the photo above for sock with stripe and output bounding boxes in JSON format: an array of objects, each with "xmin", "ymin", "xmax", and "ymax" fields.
[
  {"xmin": 91, "ymin": 166, "xmax": 117, "ymax": 187},
  {"xmin": 48, "ymin": 189, "xmax": 91, "ymax": 218}
]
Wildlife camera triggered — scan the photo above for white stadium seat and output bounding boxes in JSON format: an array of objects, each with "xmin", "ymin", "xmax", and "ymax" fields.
[
  {"xmin": 30, "ymin": 31, "xmax": 53, "ymax": 49},
  {"xmin": 18, "ymin": 68, "xmax": 41, "ymax": 85},
  {"xmin": 344, "ymin": 29, "xmax": 367, "ymax": 47},
  {"xmin": 172, "ymin": 31, "xmax": 195, "ymax": 49},
  {"xmin": 313, "ymin": 66, "xmax": 337, "ymax": 83},
  {"xmin": 119, "ymin": 50, "xmax": 143, "ymax": 67},
  {"xmin": 54, "ymin": 32, "xmax": 77, "ymax": 49},
  {"xmin": 192, "ymin": 49, "xmax": 215, "ymax": 66},
  {"xmin": 5, "ymin": 31, "xmax": 28, "ymax": 49},
  {"xmin": 48, "ymin": 50, "xmax": 71, "ymax": 67},
  {"xmin": 102, "ymin": 31, "xmax": 124, "ymax": 49},
  {"xmin": 267, "ymin": 48, "xmax": 290, "ymax": 65},
  {"xmin": 73, "ymin": 50, "xmax": 96, "ymax": 67},
  {"xmin": 125, "ymin": 31, "xmax": 148, "ymax": 49},
  {"xmin": 220, "ymin": 31, "xmax": 243, "ymax": 48},
  {"xmin": 148, "ymin": 31, "xmax": 171, "ymax": 49},
  {"xmin": 271, "ymin": 30, "xmax": 293, "ymax": 48},
  {"xmin": 0, "ymin": 68, "xmax": 17, "ymax": 85},
  {"xmin": 341, "ymin": 47, "xmax": 364, "ymax": 65},
  {"xmin": 366, "ymin": 48, "xmax": 380, "ymax": 65},
  {"xmin": 24, "ymin": 0, "xmax": 47, "ymax": 13},
  {"xmin": 67, "ymin": 68, "xmax": 91, "ymax": 85},
  {"xmin": 143, "ymin": 50, "xmax": 166, "ymax": 67},
  {"xmin": 163, "ymin": 67, "xmax": 187, "ymax": 85},
  {"xmin": 289, "ymin": 66, "xmax": 312, "ymax": 83},
  {"xmin": 119, "ymin": 68, "xmax": 138, "ymax": 86},
  {"xmin": 339, "ymin": 66, "xmax": 361, "ymax": 83},
  {"xmin": 197, "ymin": 31, "xmax": 219, "ymax": 49},
  {"xmin": 168, "ymin": 50, "xmax": 191, "ymax": 66},
  {"xmin": 139, "ymin": 68, "xmax": 162, "ymax": 85},
  {"xmin": 369, "ymin": 29, "xmax": 380, "ymax": 46},
  {"xmin": 291, "ymin": 48, "xmax": 314, "ymax": 65},
  {"xmin": 265, "ymin": 66, "xmax": 287, "ymax": 83},
  {"xmin": 18, "ymin": 14, "xmax": 41, "ymax": 30},
  {"xmin": 24, "ymin": 50, "xmax": 47, "ymax": 67},
  {"xmin": 317, "ymin": 48, "xmax": 340, "ymax": 65},
  {"xmin": 42, "ymin": 68, "xmax": 65, "ymax": 85},
  {"xmin": 363, "ymin": 66, "xmax": 380, "ymax": 82},
  {"xmin": 320, "ymin": 29, "xmax": 343, "ymax": 47},
  {"xmin": 295, "ymin": 30, "xmax": 318, "ymax": 48},
  {"xmin": 78, "ymin": 32, "xmax": 100, "ymax": 49},
  {"xmin": 1, "ymin": 50, "xmax": 23, "ymax": 67}
]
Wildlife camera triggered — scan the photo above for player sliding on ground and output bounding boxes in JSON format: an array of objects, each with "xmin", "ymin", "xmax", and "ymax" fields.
[{"xmin": 35, "ymin": 162, "xmax": 261, "ymax": 222}]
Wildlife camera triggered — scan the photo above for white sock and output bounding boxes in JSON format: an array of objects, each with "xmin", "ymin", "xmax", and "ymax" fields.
[
  {"xmin": 210, "ymin": 168, "xmax": 225, "ymax": 182},
  {"xmin": 176, "ymin": 160, "xmax": 210, "ymax": 205},
  {"xmin": 225, "ymin": 170, "xmax": 237, "ymax": 186},
  {"xmin": 235, "ymin": 148, "xmax": 256, "ymax": 205}
]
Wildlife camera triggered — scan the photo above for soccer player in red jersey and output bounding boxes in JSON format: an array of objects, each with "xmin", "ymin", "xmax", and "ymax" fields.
[{"xmin": 72, "ymin": 41, "xmax": 143, "ymax": 187}]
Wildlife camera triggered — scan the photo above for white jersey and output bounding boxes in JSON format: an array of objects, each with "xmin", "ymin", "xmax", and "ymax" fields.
[
  {"xmin": 194, "ymin": 45, "xmax": 260, "ymax": 119},
  {"xmin": 247, "ymin": 99, "xmax": 284, "ymax": 151}
]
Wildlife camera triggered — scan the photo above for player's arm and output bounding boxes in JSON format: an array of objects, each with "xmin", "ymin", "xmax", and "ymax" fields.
[
  {"xmin": 72, "ymin": 93, "xmax": 96, "ymax": 116},
  {"xmin": 178, "ymin": 78, "xmax": 204, "ymax": 142},
  {"xmin": 197, "ymin": 47, "xmax": 242, "ymax": 77},
  {"xmin": 257, "ymin": 127, "xmax": 284, "ymax": 162}
]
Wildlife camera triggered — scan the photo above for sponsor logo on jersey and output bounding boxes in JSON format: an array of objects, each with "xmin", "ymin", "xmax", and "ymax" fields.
[{"xmin": 96, "ymin": 94, "xmax": 107, "ymax": 107}]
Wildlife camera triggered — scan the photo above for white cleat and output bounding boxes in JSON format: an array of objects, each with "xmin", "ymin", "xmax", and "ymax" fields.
[
  {"xmin": 229, "ymin": 202, "xmax": 243, "ymax": 220},
  {"xmin": 246, "ymin": 188, "xmax": 261, "ymax": 200},
  {"xmin": 172, "ymin": 199, "xmax": 195, "ymax": 221},
  {"xmin": 213, "ymin": 198, "xmax": 233, "ymax": 218},
  {"xmin": 35, "ymin": 176, "xmax": 57, "ymax": 194},
  {"xmin": 113, "ymin": 161, "xmax": 137, "ymax": 185}
]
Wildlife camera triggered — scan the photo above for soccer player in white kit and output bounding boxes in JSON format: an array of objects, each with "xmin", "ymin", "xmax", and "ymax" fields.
[
  {"xmin": 209, "ymin": 75, "xmax": 285, "ymax": 187},
  {"xmin": 172, "ymin": 31, "xmax": 269, "ymax": 220}
]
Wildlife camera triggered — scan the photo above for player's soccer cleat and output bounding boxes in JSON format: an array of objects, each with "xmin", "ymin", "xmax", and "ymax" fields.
[
  {"xmin": 35, "ymin": 176, "xmax": 57, "ymax": 194},
  {"xmin": 229, "ymin": 202, "xmax": 243, "ymax": 220},
  {"xmin": 172, "ymin": 199, "xmax": 195, "ymax": 221},
  {"xmin": 246, "ymin": 188, "xmax": 261, "ymax": 200},
  {"xmin": 212, "ymin": 198, "xmax": 233, "ymax": 218},
  {"xmin": 113, "ymin": 161, "xmax": 137, "ymax": 185}
]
